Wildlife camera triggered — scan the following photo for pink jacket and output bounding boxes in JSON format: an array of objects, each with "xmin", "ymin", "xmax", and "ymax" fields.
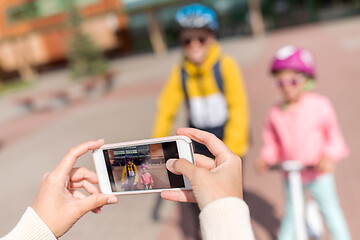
[
  {"xmin": 260, "ymin": 92, "xmax": 349, "ymax": 182},
  {"xmin": 140, "ymin": 172, "xmax": 154, "ymax": 185}
]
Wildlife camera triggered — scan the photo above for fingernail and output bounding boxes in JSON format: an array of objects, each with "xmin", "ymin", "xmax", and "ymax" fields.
[
  {"xmin": 166, "ymin": 159, "xmax": 176, "ymax": 169},
  {"xmin": 97, "ymin": 139, "xmax": 105, "ymax": 142},
  {"xmin": 108, "ymin": 197, "xmax": 118, "ymax": 204}
]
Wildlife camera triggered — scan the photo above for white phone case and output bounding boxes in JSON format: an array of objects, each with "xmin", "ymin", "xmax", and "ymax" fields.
[{"xmin": 93, "ymin": 135, "xmax": 194, "ymax": 195}]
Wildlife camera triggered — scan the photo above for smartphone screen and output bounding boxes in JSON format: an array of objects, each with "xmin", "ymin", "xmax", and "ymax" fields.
[{"xmin": 103, "ymin": 141, "xmax": 185, "ymax": 192}]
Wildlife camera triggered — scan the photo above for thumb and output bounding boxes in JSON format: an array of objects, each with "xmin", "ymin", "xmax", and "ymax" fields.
[
  {"xmin": 77, "ymin": 194, "xmax": 118, "ymax": 216},
  {"xmin": 166, "ymin": 158, "xmax": 197, "ymax": 182}
]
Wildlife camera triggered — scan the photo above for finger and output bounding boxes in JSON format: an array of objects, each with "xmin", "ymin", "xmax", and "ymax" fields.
[
  {"xmin": 323, "ymin": 162, "xmax": 333, "ymax": 173},
  {"xmin": 91, "ymin": 207, "xmax": 102, "ymax": 214},
  {"xmin": 71, "ymin": 190, "xmax": 102, "ymax": 214},
  {"xmin": 70, "ymin": 180, "xmax": 100, "ymax": 195},
  {"xmin": 55, "ymin": 139, "xmax": 105, "ymax": 175},
  {"xmin": 257, "ymin": 167, "xmax": 268, "ymax": 174},
  {"xmin": 71, "ymin": 189, "xmax": 87, "ymax": 200},
  {"xmin": 70, "ymin": 167, "xmax": 98, "ymax": 184},
  {"xmin": 316, "ymin": 160, "xmax": 325, "ymax": 171},
  {"xmin": 194, "ymin": 154, "xmax": 215, "ymax": 170},
  {"xmin": 166, "ymin": 158, "xmax": 197, "ymax": 182},
  {"xmin": 76, "ymin": 194, "xmax": 118, "ymax": 217},
  {"xmin": 255, "ymin": 160, "xmax": 268, "ymax": 174},
  {"xmin": 176, "ymin": 128, "xmax": 231, "ymax": 158},
  {"xmin": 161, "ymin": 190, "xmax": 196, "ymax": 203}
]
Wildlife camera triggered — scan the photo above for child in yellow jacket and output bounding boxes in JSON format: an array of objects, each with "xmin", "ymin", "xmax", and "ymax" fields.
[
  {"xmin": 121, "ymin": 157, "xmax": 139, "ymax": 191},
  {"xmin": 153, "ymin": 4, "xmax": 249, "ymax": 158}
]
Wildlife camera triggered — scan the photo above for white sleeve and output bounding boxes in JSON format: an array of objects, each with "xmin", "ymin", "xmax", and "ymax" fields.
[
  {"xmin": 1, "ymin": 207, "xmax": 57, "ymax": 240},
  {"xmin": 200, "ymin": 197, "xmax": 255, "ymax": 240}
]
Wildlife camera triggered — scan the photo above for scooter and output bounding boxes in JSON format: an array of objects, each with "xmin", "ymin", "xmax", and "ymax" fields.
[{"xmin": 271, "ymin": 161, "xmax": 324, "ymax": 240}]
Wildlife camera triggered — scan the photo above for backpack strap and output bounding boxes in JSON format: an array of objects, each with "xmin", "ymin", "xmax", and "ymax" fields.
[
  {"xmin": 126, "ymin": 164, "xmax": 133, "ymax": 176},
  {"xmin": 180, "ymin": 67, "xmax": 190, "ymax": 108},
  {"xmin": 213, "ymin": 60, "xmax": 224, "ymax": 93},
  {"xmin": 180, "ymin": 59, "xmax": 224, "ymax": 103}
]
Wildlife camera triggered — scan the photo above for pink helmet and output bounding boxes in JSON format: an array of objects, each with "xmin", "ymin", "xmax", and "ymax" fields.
[
  {"xmin": 271, "ymin": 45, "xmax": 316, "ymax": 78},
  {"xmin": 141, "ymin": 164, "xmax": 148, "ymax": 169}
]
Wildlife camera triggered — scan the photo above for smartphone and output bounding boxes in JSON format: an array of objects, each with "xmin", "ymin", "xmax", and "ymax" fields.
[{"xmin": 93, "ymin": 136, "xmax": 194, "ymax": 195}]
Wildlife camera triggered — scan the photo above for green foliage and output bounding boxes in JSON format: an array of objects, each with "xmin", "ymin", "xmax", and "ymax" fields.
[
  {"xmin": 66, "ymin": 0, "xmax": 109, "ymax": 80},
  {"xmin": 68, "ymin": 31, "xmax": 109, "ymax": 79},
  {"xmin": 0, "ymin": 79, "xmax": 33, "ymax": 97},
  {"xmin": 7, "ymin": 2, "xmax": 38, "ymax": 24}
]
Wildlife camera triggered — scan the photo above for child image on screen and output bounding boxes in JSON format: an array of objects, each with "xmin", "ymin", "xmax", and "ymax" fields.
[
  {"xmin": 140, "ymin": 164, "xmax": 154, "ymax": 190},
  {"xmin": 121, "ymin": 156, "xmax": 139, "ymax": 191}
]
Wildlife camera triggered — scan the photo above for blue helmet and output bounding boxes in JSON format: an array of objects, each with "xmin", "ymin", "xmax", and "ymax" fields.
[{"xmin": 175, "ymin": 4, "xmax": 219, "ymax": 31}]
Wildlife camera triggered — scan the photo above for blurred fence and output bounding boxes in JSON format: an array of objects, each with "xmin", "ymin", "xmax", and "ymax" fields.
[{"xmin": 127, "ymin": 0, "xmax": 360, "ymax": 52}]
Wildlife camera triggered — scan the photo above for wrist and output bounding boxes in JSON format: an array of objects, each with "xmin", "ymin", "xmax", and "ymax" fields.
[
  {"xmin": 201, "ymin": 196, "xmax": 245, "ymax": 212},
  {"xmin": 201, "ymin": 190, "xmax": 243, "ymax": 210},
  {"xmin": 11, "ymin": 207, "xmax": 58, "ymax": 240},
  {"xmin": 199, "ymin": 197, "xmax": 254, "ymax": 239},
  {"xmin": 32, "ymin": 206, "xmax": 59, "ymax": 238}
]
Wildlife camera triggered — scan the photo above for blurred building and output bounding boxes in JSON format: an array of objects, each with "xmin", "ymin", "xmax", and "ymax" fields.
[
  {"xmin": 0, "ymin": 0, "xmax": 129, "ymax": 80},
  {"xmin": 0, "ymin": 0, "xmax": 359, "ymax": 81}
]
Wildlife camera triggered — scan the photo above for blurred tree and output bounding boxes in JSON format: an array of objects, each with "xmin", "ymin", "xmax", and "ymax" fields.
[
  {"xmin": 66, "ymin": 0, "xmax": 109, "ymax": 80},
  {"xmin": 306, "ymin": 0, "xmax": 319, "ymax": 21},
  {"xmin": 14, "ymin": 37, "xmax": 38, "ymax": 82},
  {"xmin": 247, "ymin": 0, "xmax": 266, "ymax": 36}
]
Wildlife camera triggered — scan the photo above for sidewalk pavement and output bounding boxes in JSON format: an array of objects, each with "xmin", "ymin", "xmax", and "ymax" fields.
[{"xmin": 0, "ymin": 16, "xmax": 359, "ymax": 240}]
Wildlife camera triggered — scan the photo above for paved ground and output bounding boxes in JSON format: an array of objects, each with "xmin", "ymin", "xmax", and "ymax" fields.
[
  {"xmin": 0, "ymin": 16, "xmax": 360, "ymax": 240},
  {"xmin": 112, "ymin": 165, "xmax": 170, "ymax": 191}
]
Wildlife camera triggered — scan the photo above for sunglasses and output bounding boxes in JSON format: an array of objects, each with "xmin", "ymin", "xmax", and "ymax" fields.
[
  {"xmin": 180, "ymin": 35, "xmax": 208, "ymax": 46},
  {"xmin": 276, "ymin": 76, "xmax": 305, "ymax": 88}
]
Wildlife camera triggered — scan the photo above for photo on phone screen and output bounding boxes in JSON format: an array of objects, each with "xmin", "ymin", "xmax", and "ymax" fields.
[{"xmin": 103, "ymin": 141, "xmax": 185, "ymax": 192}]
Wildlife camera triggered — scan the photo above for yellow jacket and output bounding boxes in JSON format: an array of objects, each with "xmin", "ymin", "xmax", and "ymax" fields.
[
  {"xmin": 121, "ymin": 163, "xmax": 139, "ymax": 184},
  {"xmin": 153, "ymin": 43, "xmax": 249, "ymax": 156}
]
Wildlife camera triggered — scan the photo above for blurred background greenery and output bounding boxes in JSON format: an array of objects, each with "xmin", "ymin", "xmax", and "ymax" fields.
[
  {"xmin": 0, "ymin": 0, "xmax": 359, "ymax": 86},
  {"xmin": 126, "ymin": 0, "xmax": 360, "ymax": 51}
]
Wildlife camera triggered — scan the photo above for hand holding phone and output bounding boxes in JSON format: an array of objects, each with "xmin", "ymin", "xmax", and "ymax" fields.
[
  {"xmin": 32, "ymin": 140, "xmax": 118, "ymax": 238},
  {"xmin": 93, "ymin": 136, "xmax": 195, "ymax": 195},
  {"xmin": 161, "ymin": 128, "xmax": 243, "ymax": 210}
]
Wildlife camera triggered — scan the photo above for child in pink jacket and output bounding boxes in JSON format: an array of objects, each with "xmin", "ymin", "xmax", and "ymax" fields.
[
  {"xmin": 140, "ymin": 164, "xmax": 154, "ymax": 190},
  {"xmin": 256, "ymin": 46, "xmax": 351, "ymax": 240}
]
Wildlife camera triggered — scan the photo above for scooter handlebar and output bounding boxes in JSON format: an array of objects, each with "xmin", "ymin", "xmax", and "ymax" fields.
[{"xmin": 269, "ymin": 161, "xmax": 316, "ymax": 172}]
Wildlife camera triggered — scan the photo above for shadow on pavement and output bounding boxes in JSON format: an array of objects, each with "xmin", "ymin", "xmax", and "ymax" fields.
[
  {"xmin": 244, "ymin": 190, "xmax": 281, "ymax": 240},
  {"xmin": 152, "ymin": 196, "xmax": 201, "ymax": 240},
  {"xmin": 178, "ymin": 202, "xmax": 201, "ymax": 240},
  {"xmin": 152, "ymin": 190, "xmax": 280, "ymax": 240}
]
